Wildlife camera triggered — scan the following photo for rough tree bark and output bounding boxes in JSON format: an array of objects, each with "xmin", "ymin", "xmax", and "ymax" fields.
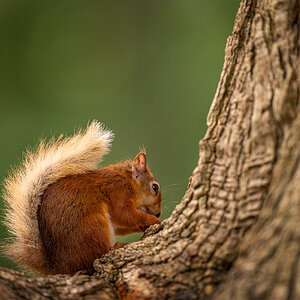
[{"xmin": 0, "ymin": 0, "xmax": 299, "ymax": 299}]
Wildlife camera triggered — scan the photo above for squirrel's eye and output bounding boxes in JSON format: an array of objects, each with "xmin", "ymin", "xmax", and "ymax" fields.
[{"xmin": 152, "ymin": 183, "xmax": 159, "ymax": 195}]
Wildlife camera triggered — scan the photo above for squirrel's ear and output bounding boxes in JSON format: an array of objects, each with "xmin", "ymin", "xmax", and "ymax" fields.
[{"xmin": 132, "ymin": 152, "xmax": 147, "ymax": 178}]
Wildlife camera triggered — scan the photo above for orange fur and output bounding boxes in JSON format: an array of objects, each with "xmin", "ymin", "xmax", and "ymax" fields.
[
  {"xmin": 37, "ymin": 156, "xmax": 161, "ymax": 275},
  {"xmin": 3, "ymin": 121, "xmax": 161, "ymax": 275}
]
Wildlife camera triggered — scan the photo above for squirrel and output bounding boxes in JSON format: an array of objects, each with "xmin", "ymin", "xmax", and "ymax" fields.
[{"xmin": 2, "ymin": 121, "xmax": 161, "ymax": 275}]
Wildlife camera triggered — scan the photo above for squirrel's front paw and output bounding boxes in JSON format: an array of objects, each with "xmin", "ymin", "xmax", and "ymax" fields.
[
  {"xmin": 139, "ymin": 216, "xmax": 161, "ymax": 231},
  {"xmin": 139, "ymin": 225, "xmax": 150, "ymax": 232}
]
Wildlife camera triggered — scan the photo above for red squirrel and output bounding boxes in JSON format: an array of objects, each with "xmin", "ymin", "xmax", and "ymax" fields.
[{"xmin": 2, "ymin": 121, "xmax": 161, "ymax": 275}]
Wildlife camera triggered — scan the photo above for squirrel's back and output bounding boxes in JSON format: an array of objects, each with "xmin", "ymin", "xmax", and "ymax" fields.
[{"xmin": 2, "ymin": 121, "xmax": 113, "ymax": 275}]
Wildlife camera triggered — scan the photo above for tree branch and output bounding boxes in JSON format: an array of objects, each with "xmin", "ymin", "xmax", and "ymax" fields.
[{"xmin": 0, "ymin": 0, "xmax": 299, "ymax": 299}]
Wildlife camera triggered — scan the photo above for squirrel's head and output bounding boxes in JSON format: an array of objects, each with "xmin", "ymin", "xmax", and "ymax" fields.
[{"xmin": 132, "ymin": 152, "xmax": 162, "ymax": 218}]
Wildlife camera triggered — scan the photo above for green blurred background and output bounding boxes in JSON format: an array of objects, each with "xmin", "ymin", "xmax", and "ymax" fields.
[{"xmin": 0, "ymin": 1, "xmax": 239, "ymax": 272}]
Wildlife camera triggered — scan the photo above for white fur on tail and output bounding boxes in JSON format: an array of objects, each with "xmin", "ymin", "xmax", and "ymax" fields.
[{"xmin": 2, "ymin": 120, "xmax": 113, "ymax": 274}]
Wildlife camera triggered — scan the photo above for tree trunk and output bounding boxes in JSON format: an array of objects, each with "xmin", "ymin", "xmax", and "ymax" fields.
[{"xmin": 0, "ymin": 0, "xmax": 299, "ymax": 299}]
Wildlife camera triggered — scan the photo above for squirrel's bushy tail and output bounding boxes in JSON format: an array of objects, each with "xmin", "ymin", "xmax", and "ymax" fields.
[{"xmin": 2, "ymin": 120, "xmax": 113, "ymax": 274}]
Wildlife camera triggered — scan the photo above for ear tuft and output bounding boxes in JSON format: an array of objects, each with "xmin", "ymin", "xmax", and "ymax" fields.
[{"xmin": 132, "ymin": 152, "xmax": 147, "ymax": 177}]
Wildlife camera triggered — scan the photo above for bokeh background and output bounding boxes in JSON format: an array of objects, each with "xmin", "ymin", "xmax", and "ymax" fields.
[{"xmin": 0, "ymin": 1, "xmax": 240, "ymax": 272}]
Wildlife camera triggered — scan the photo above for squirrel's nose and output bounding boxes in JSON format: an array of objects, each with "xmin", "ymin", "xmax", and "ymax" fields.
[{"xmin": 155, "ymin": 212, "xmax": 161, "ymax": 218}]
